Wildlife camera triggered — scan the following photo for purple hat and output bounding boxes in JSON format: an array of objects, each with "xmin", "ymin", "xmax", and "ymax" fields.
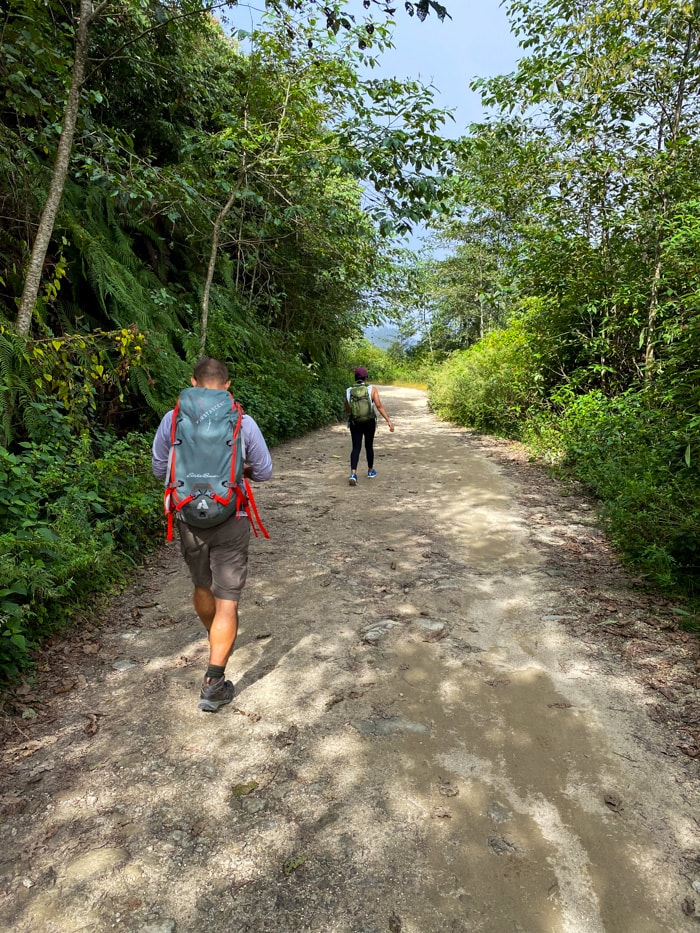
[{"xmin": 354, "ymin": 366, "xmax": 368, "ymax": 379}]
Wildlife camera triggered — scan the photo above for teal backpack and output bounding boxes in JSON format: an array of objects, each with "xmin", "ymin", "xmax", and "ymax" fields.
[
  {"xmin": 163, "ymin": 387, "xmax": 268, "ymax": 541},
  {"xmin": 347, "ymin": 384, "xmax": 374, "ymax": 423}
]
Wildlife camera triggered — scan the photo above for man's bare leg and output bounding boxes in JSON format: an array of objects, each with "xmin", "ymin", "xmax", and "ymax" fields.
[
  {"xmin": 193, "ymin": 585, "xmax": 238, "ymax": 710},
  {"xmin": 193, "ymin": 585, "xmax": 239, "ymax": 663},
  {"xmin": 193, "ymin": 585, "xmax": 216, "ymax": 631}
]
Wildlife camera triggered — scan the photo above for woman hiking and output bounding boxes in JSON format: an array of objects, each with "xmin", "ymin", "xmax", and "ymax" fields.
[{"xmin": 344, "ymin": 366, "xmax": 394, "ymax": 486}]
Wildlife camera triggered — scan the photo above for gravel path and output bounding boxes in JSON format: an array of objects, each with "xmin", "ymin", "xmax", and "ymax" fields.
[{"xmin": 1, "ymin": 386, "xmax": 699, "ymax": 933}]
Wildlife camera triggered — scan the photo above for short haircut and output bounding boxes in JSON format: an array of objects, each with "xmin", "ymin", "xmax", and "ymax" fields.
[{"xmin": 194, "ymin": 357, "xmax": 229, "ymax": 385}]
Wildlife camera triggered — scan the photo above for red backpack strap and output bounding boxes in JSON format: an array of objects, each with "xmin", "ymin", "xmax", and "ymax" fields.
[
  {"xmin": 169, "ymin": 398, "xmax": 180, "ymax": 444},
  {"xmin": 163, "ymin": 399, "xmax": 183, "ymax": 541},
  {"xmin": 243, "ymin": 477, "xmax": 270, "ymax": 539},
  {"xmin": 166, "ymin": 508, "xmax": 174, "ymax": 543},
  {"xmin": 233, "ymin": 401, "xmax": 270, "ymax": 538},
  {"xmin": 230, "ymin": 398, "xmax": 244, "ymax": 492}
]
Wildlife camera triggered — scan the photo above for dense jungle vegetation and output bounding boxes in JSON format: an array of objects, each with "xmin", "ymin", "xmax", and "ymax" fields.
[
  {"xmin": 2, "ymin": 0, "xmax": 699, "ymax": 682},
  {"xmin": 399, "ymin": 0, "xmax": 700, "ymax": 612},
  {"xmin": 0, "ymin": 0, "xmax": 451, "ymax": 681}
]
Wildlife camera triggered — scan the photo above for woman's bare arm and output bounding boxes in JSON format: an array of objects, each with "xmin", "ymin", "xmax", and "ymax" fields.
[{"xmin": 372, "ymin": 388, "xmax": 394, "ymax": 432}]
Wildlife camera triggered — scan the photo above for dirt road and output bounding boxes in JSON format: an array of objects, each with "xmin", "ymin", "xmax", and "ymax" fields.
[{"xmin": 1, "ymin": 386, "xmax": 699, "ymax": 933}]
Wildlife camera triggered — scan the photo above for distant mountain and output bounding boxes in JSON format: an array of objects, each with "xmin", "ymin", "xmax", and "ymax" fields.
[{"xmin": 364, "ymin": 324, "xmax": 399, "ymax": 348}]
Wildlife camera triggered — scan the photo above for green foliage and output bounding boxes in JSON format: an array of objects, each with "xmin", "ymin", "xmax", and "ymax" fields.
[
  {"xmin": 339, "ymin": 335, "xmax": 434, "ymax": 387},
  {"xmin": 0, "ymin": 0, "xmax": 456, "ymax": 682},
  {"xmin": 428, "ymin": 323, "xmax": 545, "ymax": 436},
  {"xmin": 0, "ymin": 406, "xmax": 161, "ymax": 684},
  {"xmin": 341, "ymin": 337, "xmax": 398, "ymax": 385},
  {"xmin": 526, "ymin": 389, "xmax": 700, "ymax": 592},
  {"xmin": 231, "ymin": 356, "xmax": 347, "ymax": 444},
  {"xmin": 415, "ymin": 121, "xmax": 544, "ymax": 356},
  {"xmin": 0, "ymin": 320, "xmax": 148, "ymax": 443}
]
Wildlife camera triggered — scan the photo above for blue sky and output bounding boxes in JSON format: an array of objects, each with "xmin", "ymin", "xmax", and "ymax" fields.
[
  {"xmin": 362, "ymin": 2, "xmax": 521, "ymax": 345},
  {"xmin": 234, "ymin": 2, "xmax": 522, "ymax": 345},
  {"xmin": 374, "ymin": 1, "xmax": 520, "ymax": 133}
]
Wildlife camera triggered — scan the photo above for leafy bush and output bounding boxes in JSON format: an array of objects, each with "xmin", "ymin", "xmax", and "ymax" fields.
[
  {"xmin": 215, "ymin": 358, "xmax": 346, "ymax": 444},
  {"xmin": 545, "ymin": 389, "xmax": 700, "ymax": 591},
  {"xmin": 428, "ymin": 323, "xmax": 545, "ymax": 436},
  {"xmin": 0, "ymin": 405, "xmax": 162, "ymax": 683},
  {"xmin": 341, "ymin": 336, "xmax": 434, "ymax": 387},
  {"xmin": 341, "ymin": 337, "xmax": 400, "ymax": 385}
]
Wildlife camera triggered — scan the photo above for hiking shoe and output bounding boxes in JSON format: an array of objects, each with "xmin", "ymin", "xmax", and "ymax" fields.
[
  {"xmin": 367, "ymin": 469, "xmax": 377, "ymax": 478},
  {"xmin": 348, "ymin": 473, "xmax": 358, "ymax": 486},
  {"xmin": 198, "ymin": 676, "xmax": 234, "ymax": 712}
]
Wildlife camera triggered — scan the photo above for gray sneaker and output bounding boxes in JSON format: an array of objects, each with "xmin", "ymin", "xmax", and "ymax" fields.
[{"xmin": 198, "ymin": 676, "xmax": 234, "ymax": 712}]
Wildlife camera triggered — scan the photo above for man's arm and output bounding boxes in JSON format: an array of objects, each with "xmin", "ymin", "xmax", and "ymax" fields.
[
  {"xmin": 241, "ymin": 414, "xmax": 273, "ymax": 481},
  {"xmin": 152, "ymin": 411, "xmax": 174, "ymax": 480}
]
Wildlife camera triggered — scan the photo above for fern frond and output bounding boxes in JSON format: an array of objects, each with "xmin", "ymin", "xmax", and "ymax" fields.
[{"xmin": 0, "ymin": 327, "xmax": 35, "ymax": 445}]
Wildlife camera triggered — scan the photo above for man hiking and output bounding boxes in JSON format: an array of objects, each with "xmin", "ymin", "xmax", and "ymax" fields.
[
  {"xmin": 152, "ymin": 357, "xmax": 273, "ymax": 712},
  {"xmin": 344, "ymin": 365, "xmax": 394, "ymax": 486}
]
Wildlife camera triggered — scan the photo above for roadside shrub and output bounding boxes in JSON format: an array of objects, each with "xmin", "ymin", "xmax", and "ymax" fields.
[
  {"xmin": 0, "ymin": 405, "xmax": 162, "ymax": 683},
  {"xmin": 428, "ymin": 323, "xmax": 544, "ymax": 436},
  {"xmin": 338, "ymin": 336, "xmax": 434, "ymax": 387},
  {"xmin": 341, "ymin": 337, "xmax": 400, "ymax": 385},
  {"xmin": 388, "ymin": 352, "xmax": 435, "ymax": 388},
  {"xmin": 225, "ymin": 358, "xmax": 346, "ymax": 444},
  {"xmin": 531, "ymin": 389, "xmax": 700, "ymax": 592}
]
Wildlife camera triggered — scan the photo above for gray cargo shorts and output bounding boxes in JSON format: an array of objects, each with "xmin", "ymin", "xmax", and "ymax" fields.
[{"xmin": 177, "ymin": 514, "xmax": 251, "ymax": 601}]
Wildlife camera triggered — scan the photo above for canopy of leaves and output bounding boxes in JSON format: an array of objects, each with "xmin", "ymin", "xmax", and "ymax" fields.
[
  {"xmin": 0, "ymin": 0, "xmax": 454, "ymax": 680},
  {"xmin": 0, "ymin": 0, "xmax": 452, "ymax": 418},
  {"xmin": 417, "ymin": 0, "xmax": 700, "ymax": 592}
]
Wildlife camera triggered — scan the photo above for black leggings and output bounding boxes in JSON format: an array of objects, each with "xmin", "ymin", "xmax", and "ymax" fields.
[{"xmin": 350, "ymin": 419, "xmax": 377, "ymax": 471}]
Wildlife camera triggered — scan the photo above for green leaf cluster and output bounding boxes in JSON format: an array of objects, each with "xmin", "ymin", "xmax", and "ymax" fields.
[
  {"xmin": 0, "ymin": 411, "xmax": 161, "ymax": 683},
  {"xmin": 418, "ymin": 0, "xmax": 700, "ymax": 593},
  {"xmin": 528, "ymin": 389, "xmax": 700, "ymax": 593},
  {"xmin": 0, "ymin": 1, "xmax": 455, "ymax": 680},
  {"xmin": 428, "ymin": 322, "xmax": 546, "ymax": 436}
]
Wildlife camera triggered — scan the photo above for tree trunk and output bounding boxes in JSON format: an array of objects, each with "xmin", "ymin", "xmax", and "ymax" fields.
[
  {"xmin": 645, "ymin": 15, "xmax": 698, "ymax": 375},
  {"xmin": 200, "ymin": 185, "xmax": 240, "ymax": 352},
  {"xmin": 200, "ymin": 81, "xmax": 292, "ymax": 350},
  {"xmin": 15, "ymin": 0, "xmax": 111, "ymax": 337}
]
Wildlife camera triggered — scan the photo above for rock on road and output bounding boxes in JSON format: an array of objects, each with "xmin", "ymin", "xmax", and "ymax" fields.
[{"xmin": 1, "ymin": 386, "xmax": 699, "ymax": 933}]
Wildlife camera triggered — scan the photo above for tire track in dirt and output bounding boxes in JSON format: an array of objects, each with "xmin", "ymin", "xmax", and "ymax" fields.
[{"xmin": 1, "ymin": 387, "xmax": 698, "ymax": 933}]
